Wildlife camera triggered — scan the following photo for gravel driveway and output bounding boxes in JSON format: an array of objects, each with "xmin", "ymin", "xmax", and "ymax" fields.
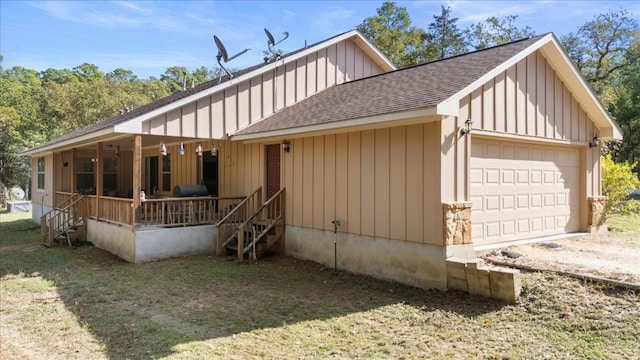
[{"xmin": 481, "ymin": 232, "xmax": 640, "ymax": 284}]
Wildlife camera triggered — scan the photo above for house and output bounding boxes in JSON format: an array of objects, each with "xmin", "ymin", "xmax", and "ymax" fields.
[{"xmin": 22, "ymin": 31, "xmax": 621, "ymax": 299}]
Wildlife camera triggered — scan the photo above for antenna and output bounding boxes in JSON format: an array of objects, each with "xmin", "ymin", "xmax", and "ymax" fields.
[
  {"xmin": 213, "ymin": 35, "xmax": 249, "ymax": 81},
  {"xmin": 263, "ymin": 28, "xmax": 289, "ymax": 63}
]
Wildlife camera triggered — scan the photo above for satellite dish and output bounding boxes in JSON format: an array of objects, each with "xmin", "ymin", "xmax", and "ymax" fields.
[
  {"xmin": 213, "ymin": 35, "xmax": 249, "ymax": 80},
  {"xmin": 264, "ymin": 28, "xmax": 289, "ymax": 52}
]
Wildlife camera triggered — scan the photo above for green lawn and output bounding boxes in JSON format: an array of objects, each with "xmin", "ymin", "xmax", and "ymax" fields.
[{"xmin": 1, "ymin": 211, "xmax": 639, "ymax": 359}]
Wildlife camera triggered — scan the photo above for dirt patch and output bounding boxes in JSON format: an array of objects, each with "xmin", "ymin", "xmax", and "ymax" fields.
[{"xmin": 482, "ymin": 232, "xmax": 640, "ymax": 284}]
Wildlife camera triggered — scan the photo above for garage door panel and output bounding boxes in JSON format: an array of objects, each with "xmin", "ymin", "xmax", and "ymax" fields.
[{"xmin": 471, "ymin": 138, "xmax": 581, "ymax": 245}]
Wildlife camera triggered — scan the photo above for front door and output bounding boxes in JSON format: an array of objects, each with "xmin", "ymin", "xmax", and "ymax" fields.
[
  {"xmin": 202, "ymin": 151, "xmax": 219, "ymax": 196},
  {"xmin": 265, "ymin": 144, "xmax": 281, "ymax": 200}
]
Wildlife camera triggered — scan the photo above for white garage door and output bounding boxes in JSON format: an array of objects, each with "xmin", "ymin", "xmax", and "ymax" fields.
[{"xmin": 471, "ymin": 138, "xmax": 581, "ymax": 245}]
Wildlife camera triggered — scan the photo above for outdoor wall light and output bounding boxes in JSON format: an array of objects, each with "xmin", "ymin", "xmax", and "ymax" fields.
[
  {"xmin": 62, "ymin": 162, "xmax": 69, "ymax": 167},
  {"xmin": 282, "ymin": 140, "xmax": 290, "ymax": 152},
  {"xmin": 589, "ymin": 134, "xmax": 600, "ymax": 148},
  {"xmin": 461, "ymin": 118, "xmax": 473, "ymax": 135},
  {"xmin": 212, "ymin": 144, "xmax": 218, "ymax": 156}
]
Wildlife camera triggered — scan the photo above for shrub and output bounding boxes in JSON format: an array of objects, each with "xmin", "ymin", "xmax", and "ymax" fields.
[
  {"xmin": 601, "ymin": 154, "xmax": 640, "ymax": 213},
  {"xmin": 618, "ymin": 199, "xmax": 640, "ymax": 216}
]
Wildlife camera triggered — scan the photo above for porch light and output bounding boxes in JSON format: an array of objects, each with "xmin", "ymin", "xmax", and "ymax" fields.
[
  {"xmin": 195, "ymin": 143, "xmax": 203, "ymax": 156},
  {"xmin": 160, "ymin": 142, "xmax": 167, "ymax": 156},
  {"xmin": 461, "ymin": 118, "xmax": 473, "ymax": 135},
  {"xmin": 281, "ymin": 140, "xmax": 290, "ymax": 152},
  {"xmin": 178, "ymin": 142, "xmax": 185, "ymax": 155},
  {"xmin": 212, "ymin": 144, "xmax": 218, "ymax": 156},
  {"xmin": 589, "ymin": 134, "xmax": 600, "ymax": 148}
]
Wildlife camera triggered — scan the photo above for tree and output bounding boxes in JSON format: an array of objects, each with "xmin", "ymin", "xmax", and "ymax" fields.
[
  {"xmin": 356, "ymin": 1, "xmax": 425, "ymax": 67},
  {"xmin": 610, "ymin": 60, "xmax": 640, "ymax": 175},
  {"xmin": 561, "ymin": 10, "xmax": 640, "ymax": 104},
  {"xmin": 465, "ymin": 15, "xmax": 535, "ymax": 50},
  {"xmin": 426, "ymin": 5, "xmax": 467, "ymax": 59},
  {"xmin": 601, "ymin": 154, "xmax": 640, "ymax": 213}
]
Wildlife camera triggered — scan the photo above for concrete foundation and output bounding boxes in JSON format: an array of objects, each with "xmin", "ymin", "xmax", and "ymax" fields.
[
  {"xmin": 285, "ymin": 225, "xmax": 448, "ymax": 290},
  {"xmin": 88, "ymin": 220, "xmax": 217, "ymax": 263}
]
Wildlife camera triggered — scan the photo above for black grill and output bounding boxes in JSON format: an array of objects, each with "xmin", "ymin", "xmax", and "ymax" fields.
[{"xmin": 172, "ymin": 184, "xmax": 208, "ymax": 197}]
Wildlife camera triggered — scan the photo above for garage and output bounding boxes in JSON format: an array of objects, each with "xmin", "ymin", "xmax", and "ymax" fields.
[{"xmin": 470, "ymin": 138, "xmax": 581, "ymax": 245}]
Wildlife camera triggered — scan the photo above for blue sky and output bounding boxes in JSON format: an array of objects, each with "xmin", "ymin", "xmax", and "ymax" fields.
[{"xmin": 1, "ymin": 1, "xmax": 638, "ymax": 79}]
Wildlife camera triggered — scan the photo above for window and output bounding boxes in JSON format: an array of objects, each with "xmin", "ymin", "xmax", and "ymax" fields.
[
  {"xmin": 37, "ymin": 157, "xmax": 45, "ymax": 189},
  {"xmin": 76, "ymin": 153, "xmax": 96, "ymax": 194},
  {"xmin": 162, "ymin": 154, "xmax": 171, "ymax": 192}
]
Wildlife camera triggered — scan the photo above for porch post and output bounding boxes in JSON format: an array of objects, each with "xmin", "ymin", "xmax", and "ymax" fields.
[
  {"xmin": 95, "ymin": 142, "xmax": 103, "ymax": 220},
  {"xmin": 132, "ymin": 135, "xmax": 142, "ymax": 227},
  {"xmin": 70, "ymin": 148, "xmax": 76, "ymax": 195}
]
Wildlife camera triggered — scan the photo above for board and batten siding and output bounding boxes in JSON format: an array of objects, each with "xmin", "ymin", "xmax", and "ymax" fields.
[
  {"xmin": 141, "ymin": 38, "xmax": 384, "ymax": 139},
  {"xmin": 252, "ymin": 123, "xmax": 444, "ymax": 246},
  {"xmin": 459, "ymin": 50, "xmax": 602, "ymax": 197}
]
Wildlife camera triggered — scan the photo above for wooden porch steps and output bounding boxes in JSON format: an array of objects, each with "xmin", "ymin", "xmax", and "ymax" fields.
[{"xmin": 223, "ymin": 222, "xmax": 284, "ymax": 261}]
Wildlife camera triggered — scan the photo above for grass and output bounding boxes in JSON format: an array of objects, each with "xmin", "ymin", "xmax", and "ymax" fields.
[
  {"xmin": 1, "ymin": 211, "xmax": 639, "ymax": 359},
  {"xmin": 607, "ymin": 212, "xmax": 640, "ymax": 233}
]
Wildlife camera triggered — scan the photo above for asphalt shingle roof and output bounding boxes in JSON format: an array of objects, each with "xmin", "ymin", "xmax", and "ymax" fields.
[{"xmin": 234, "ymin": 34, "xmax": 546, "ymax": 136}]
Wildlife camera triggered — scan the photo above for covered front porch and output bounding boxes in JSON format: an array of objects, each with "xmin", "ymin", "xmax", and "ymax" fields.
[{"xmin": 41, "ymin": 132, "xmax": 285, "ymax": 263}]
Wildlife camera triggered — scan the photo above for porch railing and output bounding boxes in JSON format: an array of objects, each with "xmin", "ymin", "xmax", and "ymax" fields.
[
  {"xmin": 41, "ymin": 195, "xmax": 87, "ymax": 246},
  {"xmin": 216, "ymin": 187, "xmax": 262, "ymax": 255}
]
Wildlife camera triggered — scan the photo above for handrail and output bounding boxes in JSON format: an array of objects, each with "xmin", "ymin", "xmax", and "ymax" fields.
[
  {"xmin": 216, "ymin": 187, "xmax": 262, "ymax": 254},
  {"xmin": 241, "ymin": 188, "xmax": 285, "ymax": 256},
  {"xmin": 41, "ymin": 195, "xmax": 87, "ymax": 246},
  {"xmin": 215, "ymin": 187, "xmax": 262, "ymax": 226}
]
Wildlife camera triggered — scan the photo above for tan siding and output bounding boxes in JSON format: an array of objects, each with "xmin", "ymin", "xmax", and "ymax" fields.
[
  {"xmin": 554, "ymin": 75, "xmax": 563, "ymax": 139},
  {"xmin": 389, "ymin": 127, "xmax": 406, "ymax": 240},
  {"xmin": 347, "ymin": 132, "xmax": 361, "ymax": 233},
  {"xmin": 181, "ymin": 102, "xmax": 196, "ymax": 137},
  {"xmin": 405, "ymin": 124, "xmax": 423, "ymax": 242},
  {"xmin": 483, "ymin": 81, "xmax": 494, "ymax": 131},
  {"xmin": 335, "ymin": 133, "xmax": 348, "ymax": 230},
  {"xmin": 149, "ymin": 115, "xmax": 165, "ymax": 135},
  {"xmin": 275, "ymin": 64, "xmax": 286, "ymax": 111},
  {"xmin": 250, "ymin": 78, "xmax": 262, "ymax": 124},
  {"xmin": 313, "ymin": 137, "xmax": 325, "ymax": 229},
  {"xmin": 360, "ymin": 130, "xmax": 375, "ymax": 236},
  {"xmin": 283, "ymin": 138, "xmax": 294, "ymax": 224},
  {"xmin": 302, "ymin": 138, "xmax": 314, "ymax": 228},
  {"xmin": 505, "ymin": 66, "xmax": 517, "ymax": 134},
  {"xmin": 545, "ymin": 63, "xmax": 555, "ymax": 139},
  {"xmin": 237, "ymin": 81, "xmax": 250, "ymax": 129},
  {"xmin": 262, "ymin": 71, "xmax": 274, "ymax": 117},
  {"xmin": 327, "ymin": 44, "xmax": 337, "ymax": 87},
  {"xmin": 424, "ymin": 122, "xmax": 442, "ymax": 245},
  {"xmin": 285, "ymin": 63, "xmax": 296, "ymax": 107},
  {"xmin": 536, "ymin": 52, "xmax": 546, "ymax": 137},
  {"xmin": 167, "ymin": 108, "xmax": 181, "ymax": 135},
  {"xmin": 316, "ymin": 49, "xmax": 327, "ymax": 91},
  {"xmin": 470, "ymin": 88, "xmax": 482, "ymax": 127},
  {"xmin": 336, "ymin": 41, "xmax": 346, "ymax": 84},
  {"xmin": 323, "ymin": 134, "xmax": 336, "ymax": 230},
  {"xmin": 494, "ymin": 72, "xmax": 506, "ymax": 133},
  {"xmin": 292, "ymin": 138, "xmax": 304, "ymax": 226},
  {"xmin": 516, "ymin": 58, "xmax": 527, "ymax": 135},
  {"xmin": 296, "ymin": 59, "xmax": 306, "ymax": 101},
  {"xmin": 196, "ymin": 99, "xmax": 210, "ymax": 138},
  {"xmin": 306, "ymin": 52, "xmax": 318, "ymax": 97},
  {"xmin": 526, "ymin": 54, "xmax": 537, "ymax": 135},
  {"xmin": 224, "ymin": 87, "xmax": 238, "ymax": 134},
  {"xmin": 374, "ymin": 128, "xmax": 390, "ymax": 238},
  {"xmin": 211, "ymin": 92, "xmax": 225, "ymax": 138}
]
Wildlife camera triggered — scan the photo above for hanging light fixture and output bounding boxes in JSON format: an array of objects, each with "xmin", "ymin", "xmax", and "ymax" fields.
[
  {"xmin": 178, "ymin": 142, "xmax": 185, "ymax": 155},
  {"xmin": 160, "ymin": 142, "xmax": 167, "ymax": 156},
  {"xmin": 115, "ymin": 145, "xmax": 120, "ymax": 157},
  {"xmin": 211, "ymin": 144, "xmax": 218, "ymax": 156},
  {"xmin": 195, "ymin": 143, "xmax": 203, "ymax": 156}
]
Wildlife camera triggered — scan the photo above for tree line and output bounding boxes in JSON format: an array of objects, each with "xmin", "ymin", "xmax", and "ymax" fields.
[{"xmin": 1, "ymin": 2, "xmax": 638, "ymax": 190}]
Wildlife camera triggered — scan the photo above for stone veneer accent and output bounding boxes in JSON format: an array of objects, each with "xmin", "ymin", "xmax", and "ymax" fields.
[
  {"xmin": 588, "ymin": 196, "xmax": 608, "ymax": 232},
  {"xmin": 443, "ymin": 202, "xmax": 472, "ymax": 245}
]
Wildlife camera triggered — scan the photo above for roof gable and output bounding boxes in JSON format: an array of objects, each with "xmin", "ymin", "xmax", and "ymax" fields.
[
  {"xmin": 22, "ymin": 30, "xmax": 395, "ymax": 155},
  {"xmin": 234, "ymin": 33, "xmax": 621, "ymax": 141}
]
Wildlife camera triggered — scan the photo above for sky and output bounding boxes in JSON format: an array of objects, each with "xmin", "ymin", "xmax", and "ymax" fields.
[{"xmin": 1, "ymin": 1, "xmax": 638, "ymax": 79}]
